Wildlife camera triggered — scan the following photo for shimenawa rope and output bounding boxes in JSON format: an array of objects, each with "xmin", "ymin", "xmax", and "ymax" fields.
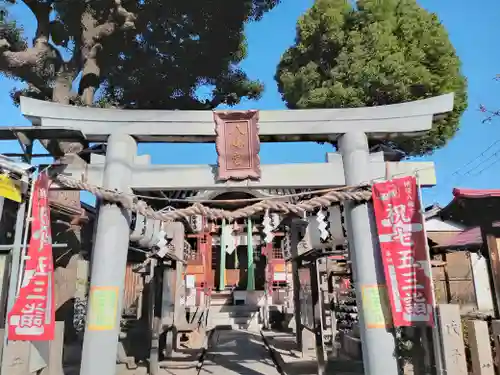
[{"xmin": 54, "ymin": 174, "xmax": 372, "ymax": 221}]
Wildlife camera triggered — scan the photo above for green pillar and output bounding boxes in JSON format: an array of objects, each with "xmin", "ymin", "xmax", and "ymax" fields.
[
  {"xmin": 247, "ymin": 218, "xmax": 255, "ymax": 291},
  {"xmin": 219, "ymin": 219, "xmax": 226, "ymax": 291}
]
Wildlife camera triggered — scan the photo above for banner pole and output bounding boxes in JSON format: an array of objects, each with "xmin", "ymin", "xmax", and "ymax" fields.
[
  {"xmin": 415, "ymin": 172, "xmax": 444, "ymax": 375},
  {"xmin": 16, "ymin": 176, "xmax": 36, "ymax": 295},
  {"xmin": 0, "ymin": 189, "xmax": 28, "ymax": 370}
]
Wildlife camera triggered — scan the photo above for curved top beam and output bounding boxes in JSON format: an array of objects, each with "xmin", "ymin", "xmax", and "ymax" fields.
[{"xmin": 20, "ymin": 93, "xmax": 454, "ymax": 143}]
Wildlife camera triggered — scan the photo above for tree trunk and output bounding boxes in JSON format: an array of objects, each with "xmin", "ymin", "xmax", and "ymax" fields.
[
  {"xmin": 52, "ymin": 71, "xmax": 73, "ymax": 105},
  {"xmin": 81, "ymin": 53, "xmax": 100, "ymax": 106},
  {"xmin": 39, "ymin": 67, "xmax": 86, "ymax": 155}
]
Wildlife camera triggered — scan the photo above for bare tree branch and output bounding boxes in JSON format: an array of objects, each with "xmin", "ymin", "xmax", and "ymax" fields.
[
  {"xmin": 81, "ymin": 0, "xmax": 136, "ymax": 57},
  {"xmin": 113, "ymin": 0, "xmax": 136, "ymax": 30},
  {"xmin": 0, "ymin": 0, "xmax": 61, "ymax": 93},
  {"xmin": 21, "ymin": 0, "xmax": 51, "ymax": 44}
]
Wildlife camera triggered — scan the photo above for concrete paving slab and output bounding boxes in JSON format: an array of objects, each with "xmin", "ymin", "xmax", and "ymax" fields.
[
  {"xmin": 199, "ymin": 330, "xmax": 281, "ymax": 375},
  {"xmin": 159, "ymin": 347, "xmax": 203, "ymax": 375}
]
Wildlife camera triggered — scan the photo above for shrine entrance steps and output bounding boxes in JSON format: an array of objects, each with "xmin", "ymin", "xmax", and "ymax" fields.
[{"xmin": 208, "ymin": 291, "xmax": 261, "ymax": 331}]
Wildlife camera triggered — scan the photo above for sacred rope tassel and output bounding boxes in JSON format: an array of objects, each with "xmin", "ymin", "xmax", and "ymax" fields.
[
  {"xmin": 233, "ymin": 221, "xmax": 240, "ymax": 268},
  {"xmin": 316, "ymin": 208, "xmax": 329, "ymax": 241},
  {"xmin": 262, "ymin": 209, "xmax": 274, "ymax": 244}
]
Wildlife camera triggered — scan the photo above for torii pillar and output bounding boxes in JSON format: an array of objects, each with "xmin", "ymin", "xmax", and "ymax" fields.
[
  {"xmin": 339, "ymin": 132, "xmax": 399, "ymax": 375},
  {"xmin": 79, "ymin": 133, "xmax": 137, "ymax": 375}
]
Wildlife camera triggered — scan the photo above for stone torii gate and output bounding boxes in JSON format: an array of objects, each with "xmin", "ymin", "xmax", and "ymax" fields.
[{"xmin": 18, "ymin": 94, "xmax": 454, "ymax": 375}]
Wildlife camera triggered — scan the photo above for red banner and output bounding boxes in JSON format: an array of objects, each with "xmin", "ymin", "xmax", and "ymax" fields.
[
  {"xmin": 372, "ymin": 176, "xmax": 434, "ymax": 327},
  {"xmin": 8, "ymin": 172, "xmax": 55, "ymax": 341}
]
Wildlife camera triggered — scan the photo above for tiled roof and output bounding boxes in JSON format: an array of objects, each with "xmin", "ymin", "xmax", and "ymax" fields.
[
  {"xmin": 433, "ymin": 222, "xmax": 500, "ymax": 250},
  {"xmin": 427, "ymin": 231, "xmax": 459, "ymax": 246},
  {"xmin": 453, "ymin": 188, "xmax": 500, "ymax": 199},
  {"xmin": 440, "ymin": 188, "xmax": 500, "ymax": 227}
]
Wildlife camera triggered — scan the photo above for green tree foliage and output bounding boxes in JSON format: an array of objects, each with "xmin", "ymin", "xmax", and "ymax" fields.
[
  {"xmin": 100, "ymin": 1, "xmax": 273, "ymax": 109},
  {"xmin": 276, "ymin": 0, "xmax": 467, "ymax": 156},
  {"xmin": 0, "ymin": 5, "xmax": 25, "ymax": 52},
  {"xmin": 0, "ymin": 0, "xmax": 280, "ymax": 111}
]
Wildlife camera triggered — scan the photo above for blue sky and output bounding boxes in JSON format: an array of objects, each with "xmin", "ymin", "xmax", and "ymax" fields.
[{"xmin": 1, "ymin": 0, "xmax": 499, "ymax": 207}]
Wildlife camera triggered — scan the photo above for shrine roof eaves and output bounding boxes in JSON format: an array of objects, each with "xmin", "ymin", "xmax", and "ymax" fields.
[
  {"xmin": 440, "ymin": 188, "xmax": 500, "ymax": 227},
  {"xmin": 19, "ymin": 94, "xmax": 454, "ymax": 143},
  {"xmin": 453, "ymin": 188, "xmax": 500, "ymax": 199}
]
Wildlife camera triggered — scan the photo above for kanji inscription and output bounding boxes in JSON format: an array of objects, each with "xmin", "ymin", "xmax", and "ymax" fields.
[
  {"xmin": 8, "ymin": 172, "xmax": 55, "ymax": 341},
  {"xmin": 214, "ymin": 110, "xmax": 261, "ymax": 181},
  {"xmin": 372, "ymin": 176, "xmax": 435, "ymax": 327}
]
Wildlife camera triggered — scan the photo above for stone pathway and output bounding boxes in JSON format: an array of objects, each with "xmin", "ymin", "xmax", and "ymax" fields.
[
  {"xmin": 261, "ymin": 330, "xmax": 364, "ymax": 375},
  {"xmin": 158, "ymin": 349, "xmax": 202, "ymax": 375},
  {"xmin": 200, "ymin": 329, "xmax": 281, "ymax": 375}
]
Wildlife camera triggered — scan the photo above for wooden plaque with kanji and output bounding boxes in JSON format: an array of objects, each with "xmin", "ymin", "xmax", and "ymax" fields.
[{"xmin": 214, "ymin": 110, "xmax": 261, "ymax": 181}]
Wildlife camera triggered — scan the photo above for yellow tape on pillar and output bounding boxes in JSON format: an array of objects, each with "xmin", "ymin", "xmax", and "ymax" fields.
[{"xmin": 0, "ymin": 175, "xmax": 22, "ymax": 203}]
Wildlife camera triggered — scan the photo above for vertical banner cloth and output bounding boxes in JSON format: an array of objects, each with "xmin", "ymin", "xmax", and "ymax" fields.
[
  {"xmin": 372, "ymin": 176, "xmax": 435, "ymax": 327},
  {"xmin": 8, "ymin": 172, "xmax": 55, "ymax": 341}
]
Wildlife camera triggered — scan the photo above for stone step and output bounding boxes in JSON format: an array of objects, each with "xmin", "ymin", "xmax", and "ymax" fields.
[
  {"xmin": 208, "ymin": 304, "xmax": 261, "ymax": 330},
  {"xmin": 211, "ymin": 316, "xmax": 255, "ymax": 324},
  {"xmin": 209, "ymin": 292, "xmax": 233, "ymax": 306},
  {"xmin": 210, "ymin": 311, "xmax": 259, "ymax": 320},
  {"xmin": 211, "ymin": 291, "xmax": 232, "ymax": 298},
  {"xmin": 209, "ymin": 304, "xmax": 260, "ymax": 314},
  {"xmin": 208, "ymin": 316, "xmax": 260, "ymax": 331}
]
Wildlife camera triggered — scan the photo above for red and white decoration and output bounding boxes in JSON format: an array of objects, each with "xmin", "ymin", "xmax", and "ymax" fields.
[
  {"xmin": 8, "ymin": 172, "xmax": 55, "ymax": 341},
  {"xmin": 372, "ymin": 176, "xmax": 435, "ymax": 327}
]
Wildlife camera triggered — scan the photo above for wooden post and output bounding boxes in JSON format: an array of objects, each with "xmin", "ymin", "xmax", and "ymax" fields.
[
  {"xmin": 219, "ymin": 220, "xmax": 226, "ymax": 291},
  {"xmin": 470, "ymin": 252, "xmax": 494, "ymax": 312},
  {"xmin": 311, "ymin": 259, "xmax": 326, "ymax": 375},
  {"xmin": 161, "ymin": 267, "xmax": 175, "ymax": 359},
  {"xmin": 0, "ymin": 329, "xmax": 3, "ymax": 368},
  {"xmin": 160, "ymin": 222, "xmax": 186, "ymax": 357},
  {"xmin": 410, "ymin": 328, "xmax": 427, "ymax": 375},
  {"xmin": 247, "ymin": 218, "xmax": 255, "ymax": 291},
  {"xmin": 291, "ymin": 219, "xmax": 305, "ymax": 351},
  {"xmin": 172, "ymin": 222, "xmax": 186, "ymax": 349},
  {"xmin": 203, "ymin": 231, "xmax": 213, "ymax": 295},
  {"xmin": 467, "ymin": 320, "xmax": 494, "ymax": 375},
  {"xmin": 436, "ymin": 304, "xmax": 467, "ymax": 375},
  {"xmin": 442, "ymin": 253, "xmax": 452, "ymax": 303},
  {"xmin": 483, "ymin": 230, "xmax": 500, "ymax": 317},
  {"xmin": 263, "ymin": 243, "xmax": 273, "ymax": 330},
  {"xmin": 149, "ymin": 262, "xmax": 159, "ymax": 375},
  {"xmin": 490, "ymin": 320, "xmax": 500, "ymax": 369}
]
